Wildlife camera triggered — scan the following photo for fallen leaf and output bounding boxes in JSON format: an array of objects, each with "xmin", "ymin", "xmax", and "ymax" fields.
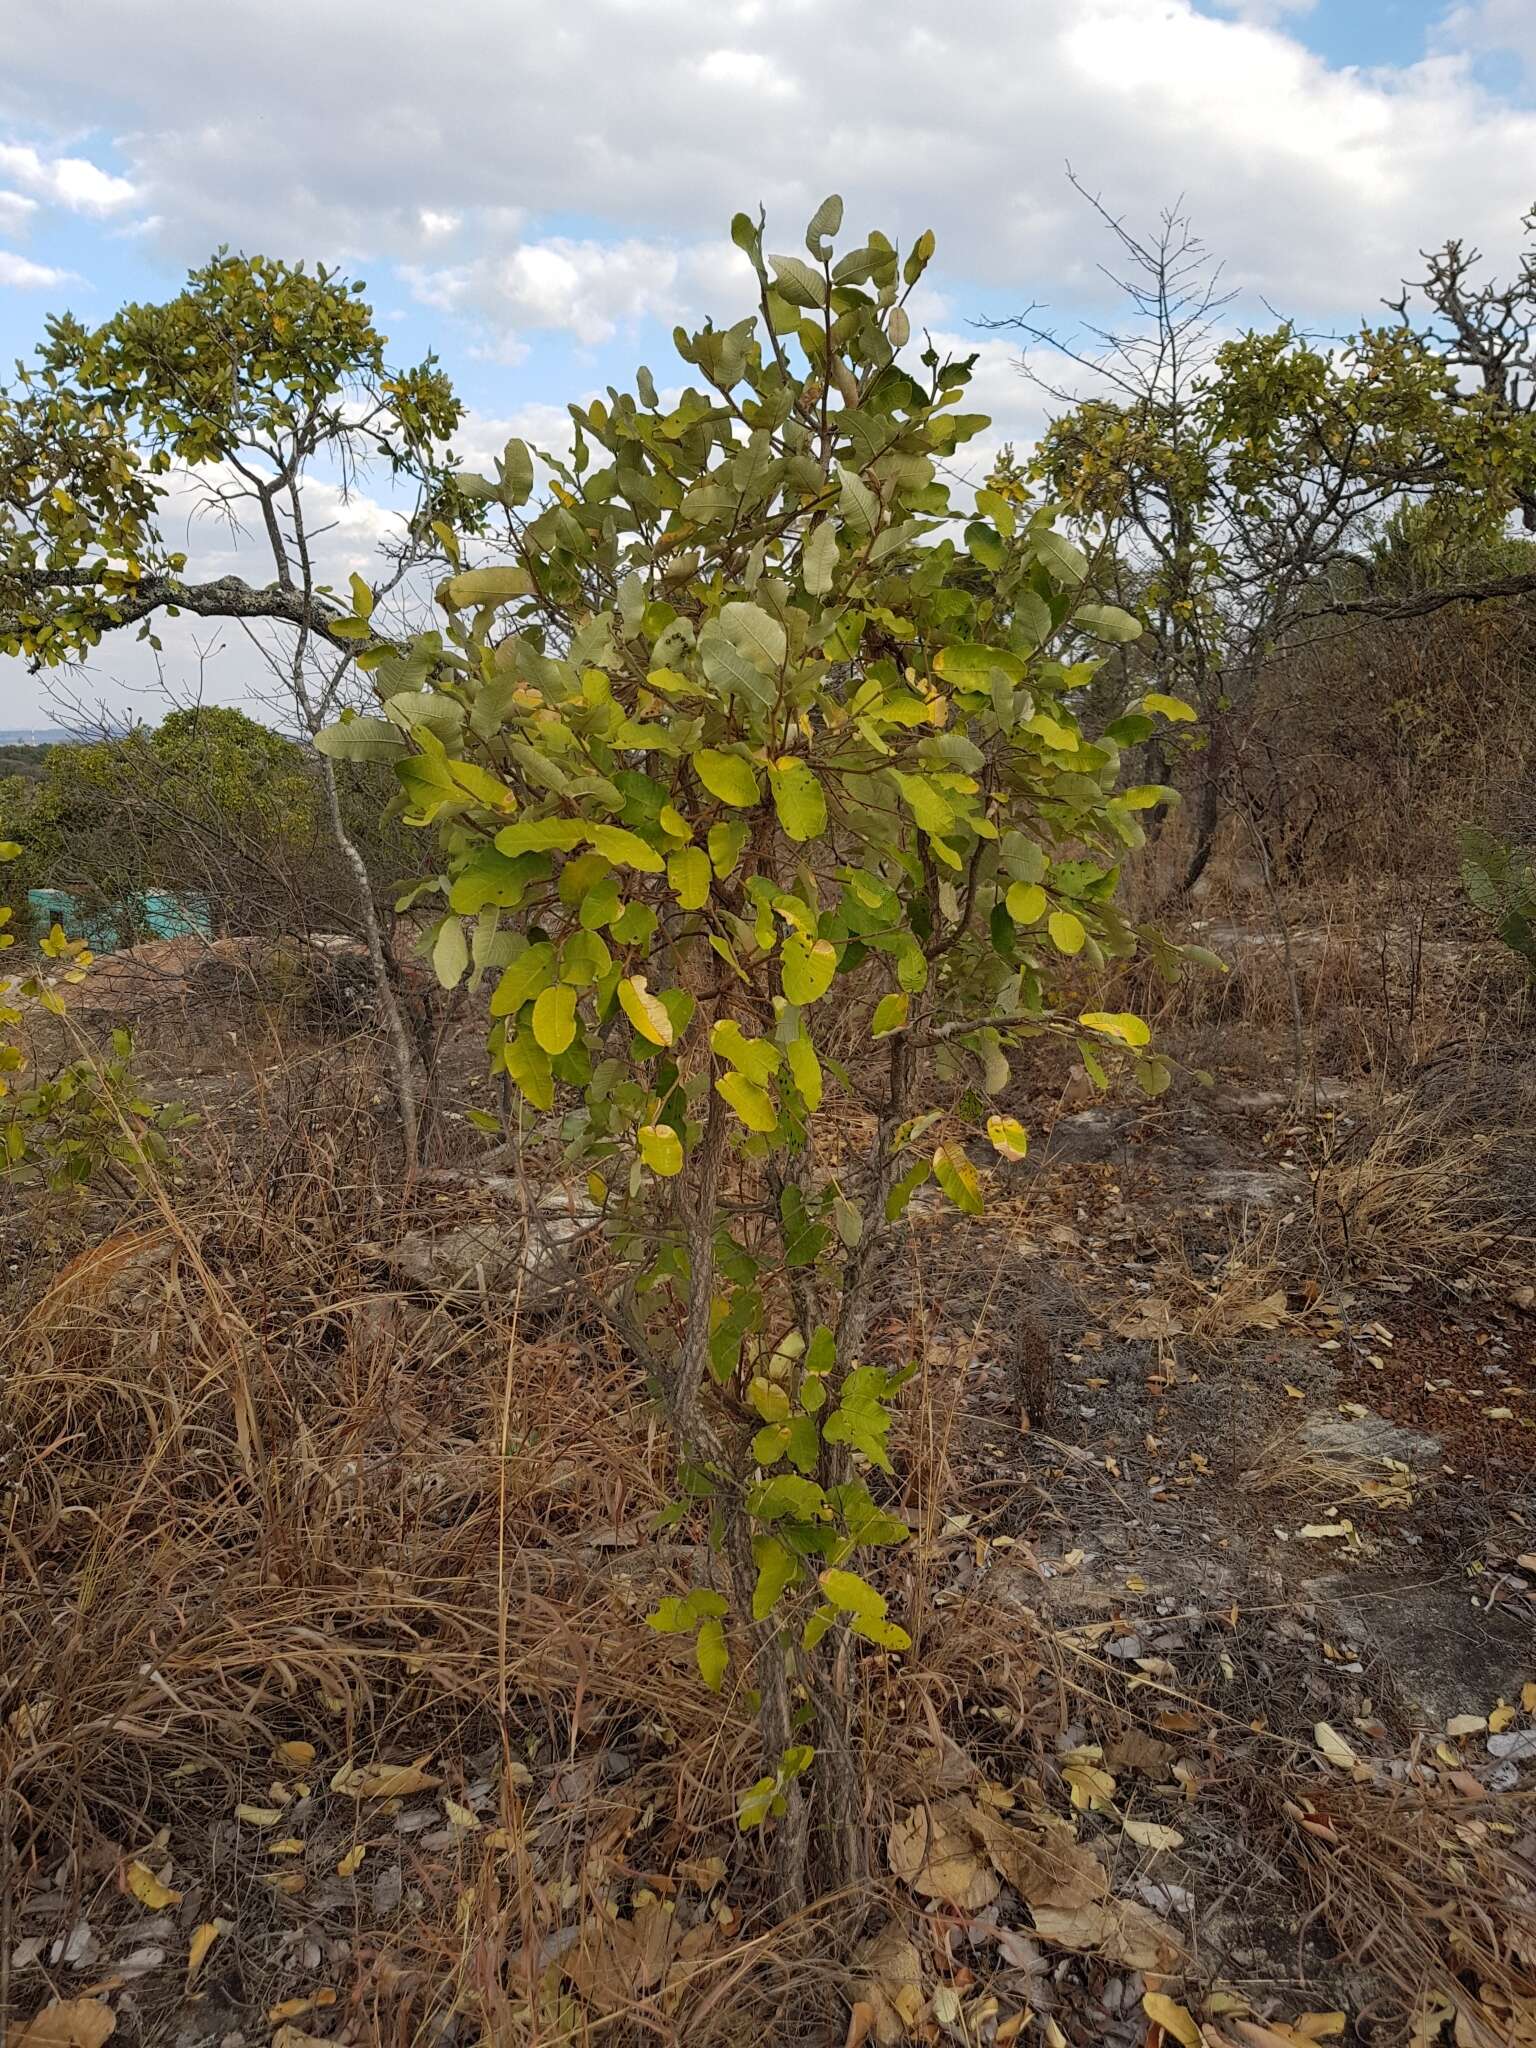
[
  {"xmin": 264, "ymin": 1872, "xmax": 305, "ymax": 1895},
  {"xmin": 1445, "ymin": 1714, "xmax": 1487, "ymax": 1738},
  {"xmin": 1144, "ymin": 1990, "xmax": 1205, "ymax": 2047},
  {"xmin": 678, "ymin": 1855, "xmax": 728, "ymax": 1890},
  {"xmin": 851, "ymin": 1923, "xmax": 926, "ymax": 2047},
  {"xmin": 443, "ymin": 1798, "xmax": 481, "ymax": 1830},
  {"xmin": 186, "ymin": 1921, "xmax": 224, "ymax": 1989},
  {"xmin": 268, "ymin": 1838, "xmax": 305, "ymax": 1857},
  {"xmin": 1489, "ymin": 1702, "xmax": 1517, "ymax": 1735},
  {"xmin": 124, "ymin": 1860, "xmax": 180, "ymax": 1910},
  {"xmin": 1063, "ymin": 1762, "xmax": 1117, "ymax": 1810},
  {"xmin": 11, "ymin": 2002, "xmax": 116, "ymax": 2048},
  {"xmin": 1218, "ymin": 1292, "xmax": 1287, "ymax": 1335},
  {"xmin": 1122, "ymin": 1818, "xmax": 1185, "ymax": 1851},
  {"xmin": 1314, "ymin": 1723, "xmax": 1358, "ymax": 1771},
  {"xmin": 888, "ymin": 1802, "xmax": 1000, "ymax": 1911},
  {"xmin": 1297, "ymin": 1522, "xmax": 1354, "ymax": 1541},
  {"xmin": 844, "ymin": 2000, "xmax": 878, "ymax": 2048},
  {"xmin": 234, "ymin": 1803, "xmax": 284, "ymax": 1826},
  {"xmin": 1030, "ymin": 1897, "xmax": 1183, "ymax": 1971},
  {"xmin": 332, "ymin": 1757, "xmax": 440, "ymax": 1799},
  {"xmin": 1524, "ymin": 1682, "xmax": 1536, "ymax": 1714},
  {"xmin": 1116, "ymin": 1300, "xmax": 1186, "ymax": 1341},
  {"xmin": 336, "ymin": 1843, "xmax": 367, "ymax": 1878},
  {"xmin": 1291, "ymin": 2017, "xmax": 1346, "ymax": 2041},
  {"xmin": 969, "ymin": 1803, "xmax": 1106, "ymax": 1910},
  {"xmin": 271, "ymin": 2030, "xmax": 334, "ymax": 2048},
  {"xmin": 276, "ymin": 1740, "xmax": 316, "ymax": 1766}
]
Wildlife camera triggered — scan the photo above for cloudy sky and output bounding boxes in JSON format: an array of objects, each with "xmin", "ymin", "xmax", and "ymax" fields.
[{"xmin": 1, "ymin": 0, "xmax": 1532, "ymax": 728}]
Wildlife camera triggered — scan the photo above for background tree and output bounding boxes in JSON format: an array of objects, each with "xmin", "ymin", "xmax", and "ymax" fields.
[
  {"xmin": 0, "ymin": 255, "xmax": 464, "ymax": 1161},
  {"xmin": 996, "ymin": 184, "xmax": 1536, "ymax": 894}
]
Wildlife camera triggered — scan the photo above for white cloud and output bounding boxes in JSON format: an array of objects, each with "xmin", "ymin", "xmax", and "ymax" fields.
[
  {"xmin": 0, "ymin": 248, "xmax": 73, "ymax": 288},
  {"xmin": 0, "ymin": 187, "xmax": 37, "ymax": 237},
  {"xmin": 405, "ymin": 234, "xmax": 756, "ymax": 349},
  {"xmin": 0, "ymin": 140, "xmax": 136, "ymax": 214},
  {"xmin": 0, "ymin": 0, "xmax": 1529, "ymax": 325}
]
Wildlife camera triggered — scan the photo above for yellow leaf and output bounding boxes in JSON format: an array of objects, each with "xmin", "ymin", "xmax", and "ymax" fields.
[
  {"xmin": 1292, "ymin": 2017, "xmax": 1347, "ymax": 2042},
  {"xmin": 617, "ymin": 973, "xmax": 674, "ymax": 1046},
  {"xmin": 444, "ymin": 1798, "xmax": 481, "ymax": 1830},
  {"xmin": 887, "ymin": 1802, "xmax": 1001, "ymax": 1911},
  {"xmin": 1314, "ymin": 1722, "xmax": 1357, "ymax": 1771},
  {"xmin": 264, "ymin": 1871, "xmax": 305, "ymax": 1895},
  {"xmin": 336, "ymin": 1843, "xmax": 367, "ymax": 1877},
  {"xmin": 1122, "ymin": 1818, "xmax": 1185, "ymax": 1850},
  {"xmin": 234, "ymin": 1803, "xmax": 284, "ymax": 1825},
  {"xmin": 11, "ymin": 2000, "xmax": 117, "ymax": 2048},
  {"xmin": 125, "ymin": 1859, "xmax": 182, "ymax": 1909},
  {"xmin": 276, "ymin": 1740, "xmax": 316, "ymax": 1765},
  {"xmin": 1143, "ymin": 1991, "xmax": 1205, "ymax": 2047},
  {"xmin": 1078, "ymin": 1009, "xmax": 1150, "ymax": 1048},
  {"xmin": 985, "ymin": 1114, "xmax": 1029, "ymax": 1162},
  {"xmin": 1048, "ymin": 909, "xmax": 1086, "ymax": 956},
  {"xmin": 1489, "ymin": 1701, "xmax": 1517, "ymax": 1734},
  {"xmin": 1445, "ymin": 1713, "xmax": 1487, "ymax": 1738},
  {"xmin": 331, "ymin": 1756, "xmax": 440, "ymax": 1799},
  {"xmin": 1524, "ymin": 1682, "xmax": 1536, "ymax": 1714},
  {"xmin": 1063, "ymin": 1762, "xmax": 1117, "ymax": 1810},
  {"xmin": 186, "ymin": 1920, "xmax": 225, "ymax": 1988},
  {"xmin": 267, "ymin": 1838, "xmax": 305, "ymax": 1856}
]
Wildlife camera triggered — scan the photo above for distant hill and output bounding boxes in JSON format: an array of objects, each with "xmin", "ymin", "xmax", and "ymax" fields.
[{"xmin": 0, "ymin": 728, "xmax": 73, "ymax": 746}]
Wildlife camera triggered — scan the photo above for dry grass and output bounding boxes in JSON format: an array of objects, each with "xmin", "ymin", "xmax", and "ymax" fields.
[{"xmin": 1310, "ymin": 1097, "xmax": 1525, "ymax": 1292}]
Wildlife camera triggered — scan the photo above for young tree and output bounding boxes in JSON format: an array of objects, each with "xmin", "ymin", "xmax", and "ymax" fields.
[
  {"xmin": 317, "ymin": 197, "xmax": 1195, "ymax": 1897},
  {"xmin": 0, "ymin": 256, "xmax": 464, "ymax": 1160}
]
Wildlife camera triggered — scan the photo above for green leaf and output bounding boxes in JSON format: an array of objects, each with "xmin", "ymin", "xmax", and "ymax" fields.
[
  {"xmin": 312, "ymin": 714, "xmax": 405, "ymax": 763},
  {"xmin": 708, "ymin": 818, "xmax": 751, "ymax": 876},
  {"xmin": 871, "ymin": 992, "xmax": 909, "ymax": 1038},
  {"xmin": 431, "ymin": 916, "xmax": 469, "ymax": 991},
  {"xmin": 494, "ymin": 817, "xmax": 585, "ymax": 855},
  {"xmin": 932, "ymin": 642, "xmax": 1026, "ymax": 685},
  {"xmin": 932, "ymin": 1140, "xmax": 984, "ymax": 1215},
  {"xmin": 668, "ymin": 844, "xmax": 712, "ymax": 910},
  {"xmin": 695, "ymin": 748, "xmax": 761, "ymax": 807},
  {"xmin": 559, "ymin": 928, "xmax": 612, "ymax": 986},
  {"xmin": 499, "ymin": 437, "xmax": 535, "ymax": 506},
  {"xmin": 802, "ymin": 518, "xmax": 837, "ymax": 595},
  {"xmin": 890, "ymin": 770, "xmax": 955, "ymax": 835},
  {"xmin": 532, "ymin": 983, "xmax": 578, "ymax": 1055},
  {"xmin": 769, "ymin": 253, "xmax": 827, "ymax": 307},
  {"xmin": 716, "ymin": 1069, "xmax": 778, "ymax": 1133},
  {"xmin": 489, "ymin": 940, "xmax": 556, "ymax": 1017},
  {"xmin": 751, "ymin": 1536, "xmax": 801, "ymax": 1620},
  {"xmin": 769, "ymin": 760, "xmax": 827, "ymax": 842},
  {"xmin": 696, "ymin": 1617, "xmax": 728, "ymax": 1692},
  {"xmin": 638, "ymin": 1123, "xmax": 684, "ymax": 1177},
  {"xmin": 1074, "ymin": 600, "xmax": 1141, "ymax": 643},
  {"xmin": 618, "ymin": 974, "xmax": 675, "ymax": 1046},
  {"xmin": 819, "ymin": 1567, "xmax": 888, "ymax": 1627},
  {"xmin": 587, "ymin": 823, "xmax": 664, "ymax": 872},
  {"xmin": 785, "ymin": 1031, "xmax": 823, "ymax": 1111},
  {"xmin": 504, "ymin": 1027, "xmax": 554, "ymax": 1111},
  {"xmin": 781, "ymin": 934, "xmax": 838, "ymax": 1005},
  {"xmin": 751, "ymin": 1474, "xmax": 826, "ymax": 1523},
  {"xmin": 441, "ymin": 565, "xmax": 534, "ymax": 610},
  {"xmin": 885, "ymin": 1157, "xmax": 931, "ymax": 1221},
  {"xmin": 1033, "ymin": 528, "xmax": 1088, "ymax": 585},
  {"xmin": 805, "ymin": 192, "xmax": 844, "ymax": 254},
  {"xmin": 1078, "ymin": 1009, "xmax": 1150, "ymax": 1047},
  {"xmin": 1048, "ymin": 910, "xmax": 1087, "ymax": 956},
  {"xmin": 711, "ymin": 1018, "xmax": 781, "ymax": 1086}
]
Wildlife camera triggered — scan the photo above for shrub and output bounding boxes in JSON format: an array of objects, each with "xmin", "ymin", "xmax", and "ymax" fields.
[{"xmin": 317, "ymin": 196, "xmax": 1199, "ymax": 1895}]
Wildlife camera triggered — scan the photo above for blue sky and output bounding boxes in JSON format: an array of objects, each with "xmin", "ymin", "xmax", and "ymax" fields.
[{"xmin": 2, "ymin": 0, "xmax": 1533, "ymax": 726}]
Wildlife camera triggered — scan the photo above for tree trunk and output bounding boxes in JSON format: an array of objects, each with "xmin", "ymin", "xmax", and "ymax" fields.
[
  {"xmin": 316, "ymin": 751, "xmax": 421, "ymax": 1172},
  {"xmin": 1178, "ymin": 710, "xmax": 1227, "ymax": 898}
]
